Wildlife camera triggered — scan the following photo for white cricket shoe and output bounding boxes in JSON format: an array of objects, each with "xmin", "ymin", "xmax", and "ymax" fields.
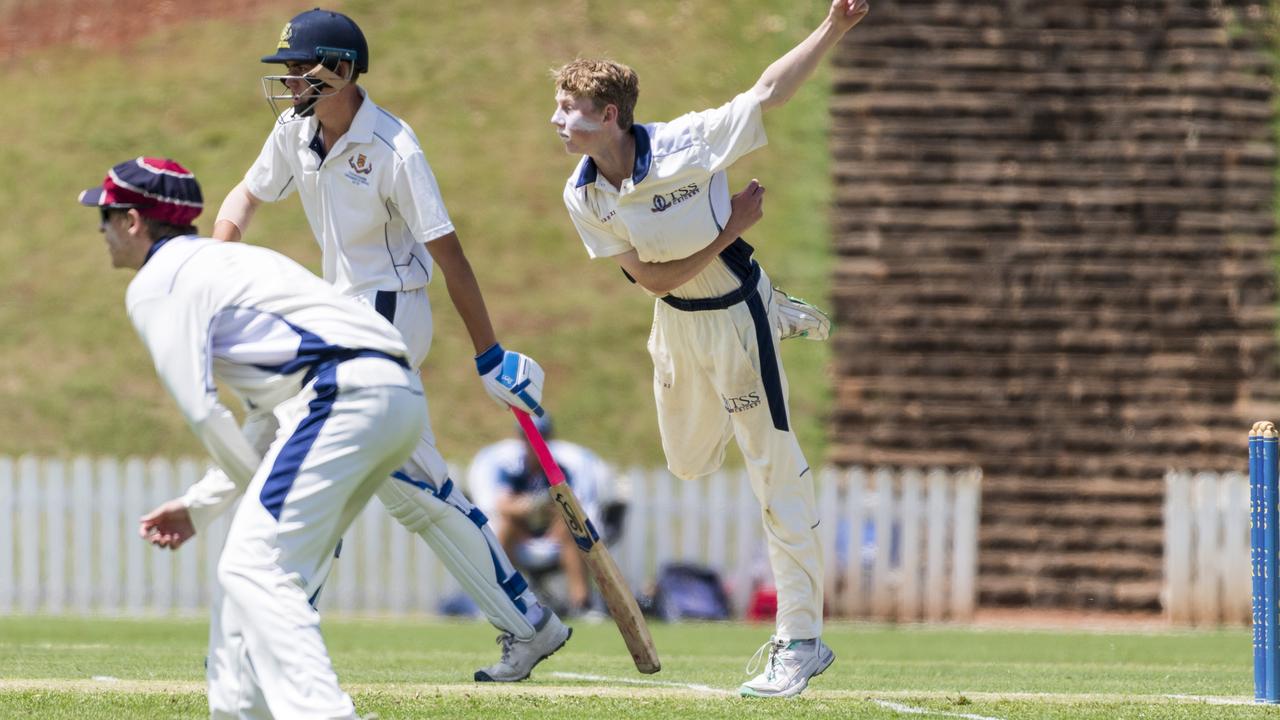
[
  {"xmin": 473, "ymin": 612, "xmax": 572, "ymax": 682},
  {"xmin": 739, "ymin": 636, "xmax": 835, "ymax": 698},
  {"xmin": 772, "ymin": 289, "xmax": 831, "ymax": 341}
]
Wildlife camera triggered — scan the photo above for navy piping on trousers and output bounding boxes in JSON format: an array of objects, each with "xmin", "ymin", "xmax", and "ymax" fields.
[
  {"xmin": 259, "ymin": 350, "xmax": 410, "ymax": 519},
  {"xmin": 259, "ymin": 363, "xmax": 340, "ymax": 520},
  {"xmin": 658, "ymin": 239, "xmax": 788, "ymax": 432}
]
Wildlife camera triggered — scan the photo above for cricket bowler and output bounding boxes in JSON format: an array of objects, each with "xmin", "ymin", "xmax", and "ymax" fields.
[{"xmin": 551, "ymin": 0, "xmax": 870, "ymax": 698}]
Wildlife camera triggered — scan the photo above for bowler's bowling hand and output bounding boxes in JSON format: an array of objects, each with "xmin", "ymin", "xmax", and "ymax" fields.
[{"xmin": 829, "ymin": 0, "xmax": 870, "ymax": 33}]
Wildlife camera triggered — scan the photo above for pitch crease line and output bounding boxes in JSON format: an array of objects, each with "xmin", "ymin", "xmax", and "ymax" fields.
[
  {"xmin": 872, "ymin": 699, "xmax": 1006, "ymax": 720},
  {"xmin": 548, "ymin": 671, "xmax": 731, "ymax": 695},
  {"xmin": 1163, "ymin": 694, "xmax": 1260, "ymax": 706}
]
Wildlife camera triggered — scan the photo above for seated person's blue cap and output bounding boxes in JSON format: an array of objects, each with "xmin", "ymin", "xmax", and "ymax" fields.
[{"xmin": 517, "ymin": 413, "xmax": 553, "ymax": 438}]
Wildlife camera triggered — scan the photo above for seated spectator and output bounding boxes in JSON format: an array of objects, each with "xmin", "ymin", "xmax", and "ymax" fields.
[{"xmin": 467, "ymin": 415, "xmax": 613, "ymax": 615}]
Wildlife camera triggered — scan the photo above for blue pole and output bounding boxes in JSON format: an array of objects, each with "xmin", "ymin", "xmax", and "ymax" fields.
[
  {"xmin": 1253, "ymin": 427, "xmax": 1265, "ymax": 701},
  {"xmin": 1264, "ymin": 426, "xmax": 1279, "ymax": 703}
]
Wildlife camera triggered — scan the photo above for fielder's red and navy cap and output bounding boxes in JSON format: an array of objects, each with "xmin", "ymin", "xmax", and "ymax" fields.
[{"xmin": 78, "ymin": 157, "xmax": 203, "ymax": 226}]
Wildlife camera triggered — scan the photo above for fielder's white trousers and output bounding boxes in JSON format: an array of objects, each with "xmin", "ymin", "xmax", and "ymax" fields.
[
  {"xmin": 209, "ymin": 358, "xmax": 427, "ymax": 719},
  {"xmin": 648, "ymin": 268, "xmax": 823, "ymax": 640}
]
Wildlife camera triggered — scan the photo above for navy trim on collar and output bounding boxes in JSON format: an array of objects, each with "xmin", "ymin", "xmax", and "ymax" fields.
[
  {"xmin": 141, "ymin": 234, "xmax": 197, "ymax": 267},
  {"xmin": 631, "ymin": 124, "xmax": 651, "ymax": 184},
  {"xmin": 575, "ymin": 156, "xmax": 597, "ymax": 188},
  {"xmin": 574, "ymin": 124, "xmax": 653, "ymax": 188},
  {"xmin": 142, "ymin": 236, "xmax": 175, "ymax": 266},
  {"xmin": 309, "ymin": 126, "xmax": 327, "ymax": 162}
]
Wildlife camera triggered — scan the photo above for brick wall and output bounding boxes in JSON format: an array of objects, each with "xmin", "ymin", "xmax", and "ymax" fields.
[{"xmin": 830, "ymin": 0, "xmax": 1278, "ymax": 609}]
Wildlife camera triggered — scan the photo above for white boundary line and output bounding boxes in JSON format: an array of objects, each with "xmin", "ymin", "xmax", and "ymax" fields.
[
  {"xmin": 872, "ymin": 699, "xmax": 1006, "ymax": 720},
  {"xmin": 548, "ymin": 671, "xmax": 732, "ymax": 695},
  {"xmin": 1163, "ymin": 694, "xmax": 1263, "ymax": 706}
]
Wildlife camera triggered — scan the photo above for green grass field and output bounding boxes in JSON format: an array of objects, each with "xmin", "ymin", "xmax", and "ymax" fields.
[{"xmin": 0, "ymin": 616, "xmax": 1269, "ymax": 719}]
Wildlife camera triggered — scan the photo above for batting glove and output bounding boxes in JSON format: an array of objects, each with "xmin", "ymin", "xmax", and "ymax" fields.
[{"xmin": 475, "ymin": 343, "xmax": 545, "ymax": 417}]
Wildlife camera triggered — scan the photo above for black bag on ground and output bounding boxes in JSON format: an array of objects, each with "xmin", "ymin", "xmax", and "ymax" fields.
[{"xmin": 647, "ymin": 562, "xmax": 732, "ymax": 621}]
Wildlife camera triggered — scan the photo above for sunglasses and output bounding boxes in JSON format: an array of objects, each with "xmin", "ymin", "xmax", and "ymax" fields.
[{"xmin": 99, "ymin": 205, "xmax": 149, "ymax": 224}]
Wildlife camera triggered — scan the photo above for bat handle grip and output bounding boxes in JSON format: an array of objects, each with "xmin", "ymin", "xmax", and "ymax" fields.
[{"xmin": 512, "ymin": 408, "xmax": 567, "ymax": 487}]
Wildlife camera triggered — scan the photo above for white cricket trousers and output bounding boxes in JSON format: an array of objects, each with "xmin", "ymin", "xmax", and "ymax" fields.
[
  {"xmin": 360, "ymin": 287, "xmax": 540, "ymax": 639},
  {"xmin": 209, "ymin": 358, "xmax": 427, "ymax": 719},
  {"xmin": 648, "ymin": 267, "xmax": 823, "ymax": 641}
]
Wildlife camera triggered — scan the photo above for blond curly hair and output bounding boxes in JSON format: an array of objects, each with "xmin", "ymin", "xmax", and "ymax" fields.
[{"xmin": 552, "ymin": 58, "xmax": 640, "ymax": 130}]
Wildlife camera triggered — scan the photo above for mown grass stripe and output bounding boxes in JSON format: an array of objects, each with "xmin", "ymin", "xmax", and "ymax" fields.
[{"xmin": 0, "ymin": 678, "xmax": 1258, "ymax": 707}]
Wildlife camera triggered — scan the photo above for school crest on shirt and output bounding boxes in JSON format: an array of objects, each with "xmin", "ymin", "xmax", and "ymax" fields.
[
  {"xmin": 349, "ymin": 154, "xmax": 373, "ymax": 175},
  {"xmin": 344, "ymin": 153, "xmax": 373, "ymax": 186}
]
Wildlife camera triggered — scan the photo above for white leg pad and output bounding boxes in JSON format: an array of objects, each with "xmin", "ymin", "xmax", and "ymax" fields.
[{"xmin": 375, "ymin": 475, "xmax": 536, "ymax": 639}]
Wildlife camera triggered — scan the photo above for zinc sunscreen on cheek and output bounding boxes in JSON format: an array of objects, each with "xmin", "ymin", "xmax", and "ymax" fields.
[{"xmin": 565, "ymin": 114, "xmax": 603, "ymax": 133}]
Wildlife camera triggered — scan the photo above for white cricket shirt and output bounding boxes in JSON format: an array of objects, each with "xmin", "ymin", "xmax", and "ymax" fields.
[
  {"xmin": 562, "ymin": 91, "xmax": 768, "ymax": 299},
  {"xmin": 244, "ymin": 88, "xmax": 455, "ymax": 296},
  {"xmin": 126, "ymin": 235, "xmax": 412, "ymax": 528}
]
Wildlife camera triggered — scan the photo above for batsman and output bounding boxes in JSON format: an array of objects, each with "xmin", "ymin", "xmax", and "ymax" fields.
[
  {"xmin": 551, "ymin": 0, "xmax": 870, "ymax": 698},
  {"xmin": 201, "ymin": 7, "xmax": 569, "ymax": 686}
]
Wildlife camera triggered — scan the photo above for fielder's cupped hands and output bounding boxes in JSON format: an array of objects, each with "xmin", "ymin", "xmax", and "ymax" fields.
[
  {"xmin": 727, "ymin": 179, "xmax": 766, "ymax": 238},
  {"xmin": 139, "ymin": 499, "xmax": 196, "ymax": 550},
  {"xmin": 829, "ymin": 0, "xmax": 870, "ymax": 32}
]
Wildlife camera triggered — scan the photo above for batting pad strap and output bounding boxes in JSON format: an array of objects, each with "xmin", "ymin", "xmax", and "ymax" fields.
[
  {"xmin": 497, "ymin": 557, "xmax": 530, "ymax": 609},
  {"xmin": 435, "ymin": 478, "xmax": 455, "ymax": 502},
  {"xmin": 392, "ymin": 470, "xmax": 432, "ymax": 492}
]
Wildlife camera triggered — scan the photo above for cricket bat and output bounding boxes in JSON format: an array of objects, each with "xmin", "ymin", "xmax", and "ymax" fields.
[{"xmin": 512, "ymin": 408, "xmax": 661, "ymax": 674}]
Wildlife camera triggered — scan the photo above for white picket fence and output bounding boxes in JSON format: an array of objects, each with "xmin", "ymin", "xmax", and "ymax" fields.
[
  {"xmin": 1163, "ymin": 470, "xmax": 1251, "ymax": 625},
  {"xmin": 0, "ymin": 456, "xmax": 981, "ymax": 622}
]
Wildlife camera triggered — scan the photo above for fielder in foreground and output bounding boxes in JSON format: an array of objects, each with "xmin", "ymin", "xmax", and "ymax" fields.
[
  {"xmin": 551, "ymin": 0, "xmax": 870, "ymax": 698},
  {"xmin": 212, "ymin": 8, "xmax": 569, "ymax": 682},
  {"xmin": 80, "ymin": 157, "xmax": 426, "ymax": 719}
]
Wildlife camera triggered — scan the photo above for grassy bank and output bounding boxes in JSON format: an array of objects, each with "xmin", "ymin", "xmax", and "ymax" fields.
[{"xmin": 0, "ymin": 0, "xmax": 834, "ymax": 467}]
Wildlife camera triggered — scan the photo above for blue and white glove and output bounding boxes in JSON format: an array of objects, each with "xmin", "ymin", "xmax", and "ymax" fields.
[{"xmin": 475, "ymin": 343, "xmax": 545, "ymax": 417}]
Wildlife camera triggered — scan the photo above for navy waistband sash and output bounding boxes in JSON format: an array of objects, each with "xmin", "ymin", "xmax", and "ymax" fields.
[
  {"xmin": 659, "ymin": 262, "xmax": 762, "ymax": 312},
  {"xmin": 658, "ymin": 259, "xmax": 789, "ymax": 432},
  {"xmin": 301, "ymin": 349, "xmax": 410, "ymax": 386}
]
